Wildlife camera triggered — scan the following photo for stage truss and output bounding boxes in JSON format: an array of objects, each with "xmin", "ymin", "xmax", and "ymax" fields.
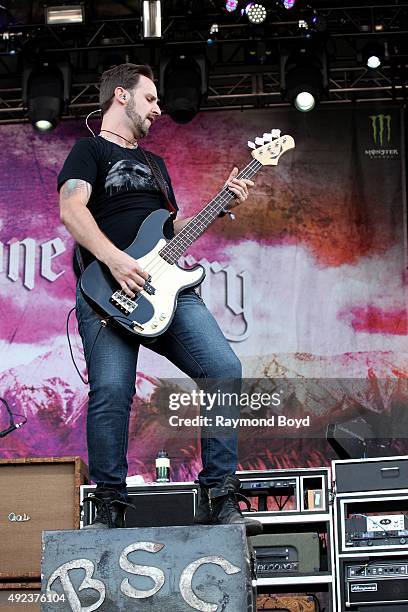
[{"xmin": 0, "ymin": 1, "xmax": 407, "ymax": 122}]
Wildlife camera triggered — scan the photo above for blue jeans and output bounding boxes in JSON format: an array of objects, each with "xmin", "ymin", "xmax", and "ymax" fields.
[{"xmin": 76, "ymin": 284, "xmax": 242, "ymax": 499}]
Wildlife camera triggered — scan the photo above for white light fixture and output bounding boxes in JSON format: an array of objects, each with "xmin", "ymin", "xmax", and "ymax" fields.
[
  {"xmin": 246, "ymin": 3, "xmax": 267, "ymax": 25},
  {"xmin": 367, "ymin": 54, "xmax": 381, "ymax": 69},
  {"xmin": 362, "ymin": 42, "xmax": 385, "ymax": 70},
  {"xmin": 45, "ymin": 5, "xmax": 84, "ymax": 25},
  {"xmin": 294, "ymin": 91, "xmax": 316, "ymax": 112},
  {"xmin": 35, "ymin": 119, "xmax": 54, "ymax": 132},
  {"xmin": 142, "ymin": 0, "xmax": 162, "ymax": 39}
]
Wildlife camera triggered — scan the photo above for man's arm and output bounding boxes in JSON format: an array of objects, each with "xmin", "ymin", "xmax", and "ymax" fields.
[{"xmin": 59, "ymin": 179, "xmax": 147, "ymax": 297}]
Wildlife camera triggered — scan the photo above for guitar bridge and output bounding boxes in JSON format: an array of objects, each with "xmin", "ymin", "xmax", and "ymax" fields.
[{"xmin": 110, "ymin": 291, "xmax": 138, "ymax": 315}]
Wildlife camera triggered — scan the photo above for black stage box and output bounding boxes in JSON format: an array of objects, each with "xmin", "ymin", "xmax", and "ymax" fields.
[
  {"xmin": 333, "ymin": 456, "xmax": 408, "ymax": 494},
  {"xmin": 81, "ymin": 482, "xmax": 198, "ymax": 528},
  {"xmin": 41, "ymin": 525, "xmax": 256, "ymax": 612}
]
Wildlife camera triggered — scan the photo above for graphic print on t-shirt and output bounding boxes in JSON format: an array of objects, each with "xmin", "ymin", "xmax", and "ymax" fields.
[{"xmin": 105, "ymin": 159, "xmax": 158, "ymax": 194}]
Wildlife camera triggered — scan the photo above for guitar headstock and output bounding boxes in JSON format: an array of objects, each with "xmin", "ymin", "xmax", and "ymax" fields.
[{"xmin": 248, "ymin": 130, "xmax": 295, "ymax": 166}]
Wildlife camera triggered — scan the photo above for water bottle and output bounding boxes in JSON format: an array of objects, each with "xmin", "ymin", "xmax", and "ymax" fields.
[{"xmin": 155, "ymin": 450, "xmax": 170, "ymax": 482}]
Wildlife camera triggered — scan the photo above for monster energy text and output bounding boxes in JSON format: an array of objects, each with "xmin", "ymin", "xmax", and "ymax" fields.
[{"xmin": 365, "ymin": 113, "xmax": 399, "ymax": 159}]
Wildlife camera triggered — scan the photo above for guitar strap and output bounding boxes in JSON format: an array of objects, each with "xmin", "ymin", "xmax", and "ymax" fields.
[
  {"xmin": 140, "ymin": 148, "xmax": 178, "ymax": 215},
  {"xmin": 75, "ymin": 243, "xmax": 85, "ymax": 274}
]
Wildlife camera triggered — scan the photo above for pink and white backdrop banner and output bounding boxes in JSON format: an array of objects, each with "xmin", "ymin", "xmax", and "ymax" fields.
[{"xmin": 0, "ymin": 105, "xmax": 407, "ymax": 480}]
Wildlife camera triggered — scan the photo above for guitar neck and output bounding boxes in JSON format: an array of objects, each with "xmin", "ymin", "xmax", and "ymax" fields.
[{"xmin": 159, "ymin": 157, "xmax": 263, "ymax": 264}]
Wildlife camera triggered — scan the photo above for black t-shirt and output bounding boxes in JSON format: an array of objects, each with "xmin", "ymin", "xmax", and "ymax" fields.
[{"xmin": 57, "ymin": 136, "xmax": 178, "ymax": 272}]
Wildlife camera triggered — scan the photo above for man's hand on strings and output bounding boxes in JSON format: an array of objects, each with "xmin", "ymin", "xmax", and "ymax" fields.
[
  {"xmin": 106, "ymin": 249, "xmax": 148, "ymax": 298},
  {"xmin": 224, "ymin": 166, "xmax": 255, "ymax": 209}
]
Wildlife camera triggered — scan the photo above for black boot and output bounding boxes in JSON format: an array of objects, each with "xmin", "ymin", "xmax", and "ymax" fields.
[
  {"xmin": 82, "ymin": 487, "xmax": 132, "ymax": 529},
  {"xmin": 193, "ymin": 484, "xmax": 211, "ymax": 524},
  {"xmin": 199, "ymin": 476, "xmax": 263, "ymax": 536},
  {"xmin": 209, "ymin": 475, "xmax": 263, "ymax": 537}
]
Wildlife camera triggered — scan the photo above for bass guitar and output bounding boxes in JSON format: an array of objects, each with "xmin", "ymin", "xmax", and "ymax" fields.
[{"xmin": 80, "ymin": 130, "xmax": 295, "ymax": 338}]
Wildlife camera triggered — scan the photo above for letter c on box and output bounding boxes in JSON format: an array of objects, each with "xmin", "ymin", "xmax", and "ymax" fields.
[{"xmin": 179, "ymin": 555, "xmax": 241, "ymax": 611}]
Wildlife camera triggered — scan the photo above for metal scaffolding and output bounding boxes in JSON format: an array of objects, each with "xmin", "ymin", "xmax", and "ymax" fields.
[{"xmin": 0, "ymin": 1, "xmax": 407, "ymax": 123}]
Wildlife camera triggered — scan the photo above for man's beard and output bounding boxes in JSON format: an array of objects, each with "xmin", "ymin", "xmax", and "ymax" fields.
[{"xmin": 125, "ymin": 96, "xmax": 149, "ymax": 138}]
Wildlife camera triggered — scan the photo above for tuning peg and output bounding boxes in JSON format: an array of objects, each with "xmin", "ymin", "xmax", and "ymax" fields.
[
  {"xmin": 247, "ymin": 141, "xmax": 256, "ymax": 149},
  {"xmin": 255, "ymin": 136, "xmax": 264, "ymax": 146},
  {"xmin": 263, "ymin": 132, "xmax": 273, "ymax": 142},
  {"xmin": 271, "ymin": 129, "xmax": 281, "ymax": 138}
]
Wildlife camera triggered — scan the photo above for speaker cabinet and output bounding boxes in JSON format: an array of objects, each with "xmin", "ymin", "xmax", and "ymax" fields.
[{"xmin": 0, "ymin": 457, "xmax": 88, "ymax": 580}]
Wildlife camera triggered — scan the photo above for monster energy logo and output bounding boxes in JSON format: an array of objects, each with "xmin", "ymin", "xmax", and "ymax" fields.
[{"xmin": 370, "ymin": 114, "xmax": 391, "ymax": 146}]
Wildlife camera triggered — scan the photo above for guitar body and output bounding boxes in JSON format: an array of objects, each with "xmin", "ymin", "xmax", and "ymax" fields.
[{"xmin": 80, "ymin": 209, "xmax": 205, "ymax": 338}]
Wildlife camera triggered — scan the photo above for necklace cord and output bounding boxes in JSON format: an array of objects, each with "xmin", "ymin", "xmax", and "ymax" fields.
[{"xmin": 100, "ymin": 129, "xmax": 137, "ymax": 148}]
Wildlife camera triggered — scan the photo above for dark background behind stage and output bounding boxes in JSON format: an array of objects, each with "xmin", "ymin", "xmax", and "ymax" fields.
[{"xmin": 0, "ymin": 103, "xmax": 407, "ymax": 481}]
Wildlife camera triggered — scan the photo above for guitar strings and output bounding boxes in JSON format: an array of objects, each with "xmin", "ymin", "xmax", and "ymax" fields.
[{"xmin": 114, "ymin": 158, "xmax": 262, "ymax": 308}]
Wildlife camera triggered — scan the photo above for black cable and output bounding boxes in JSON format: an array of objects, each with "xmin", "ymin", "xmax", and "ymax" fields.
[
  {"xmin": 354, "ymin": 558, "xmax": 387, "ymax": 575},
  {"xmin": 66, "ymin": 307, "xmax": 88, "ymax": 384},
  {"xmin": 0, "ymin": 397, "xmax": 27, "ymax": 429},
  {"xmin": 67, "ymin": 306, "xmax": 106, "ymax": 385},
  {"xmin": 272, "ymin": 494, "xmax": 291, "ymax": 511},
  {"xmin": 9, "ymin": 412, "xmax": 27, "ymax": 424},
  {"xmin": 307, "ymin": 593, "xmax": 321, "ymax": 612},
  {"xmin": 66, "ymin": 306, "xmax": 137, "ymax": 385},
  {"xmin": 279, "ymin": 495, "xmax": 291, "ymax": 511},
  {"xmin": 0, "ymin": 396, "xmax": 14, "ymax": 426}
]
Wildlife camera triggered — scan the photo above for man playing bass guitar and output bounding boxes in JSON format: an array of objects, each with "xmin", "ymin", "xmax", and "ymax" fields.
[{"xmin": 58, "ymin": 63, "xmax": 262, "ymax": 535}]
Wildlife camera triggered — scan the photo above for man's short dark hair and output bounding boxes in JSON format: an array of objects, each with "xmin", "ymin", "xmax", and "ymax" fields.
[{"xmin": 99, "ymin": 63, "xmax": 154, "ymax": 115}]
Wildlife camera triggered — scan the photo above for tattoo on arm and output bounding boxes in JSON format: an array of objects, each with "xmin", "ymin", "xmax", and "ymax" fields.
[{"xmin": 61, "ymin": 179, "xmax": 92, "ymax": 201}]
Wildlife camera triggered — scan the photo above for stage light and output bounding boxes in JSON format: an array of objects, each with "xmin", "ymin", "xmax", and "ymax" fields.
[
  {"xmin": 245, "ymin": 3, "xmax": 267, "ymax": 24},
  {"xmin": 294, "ymin": 91, "xmax": 315, "ymax": 112},
  {"xmin": 310, "ymin": 13, "xmax": 328, "ymax": 33},
  {"xmin": 367, "ymin": 54, "xmax": 381, "ymax": 69},
  {"xmin": 142, "ymin": 0, "xmax": 162, "ymax": 38},
  {"xmin": 207, "ymin": 23, "xmax": 218, "ymax": 45},
  {"xmin": 362, "ymin": 42, "xmax": 384, "ymax": 70},
  {"xmin": 283, "ymin": 0, "xmax": 296, "ymax": 8},
  {"xmin": 225, "ymin": 0, "xmax": 238, "ymax": 12},
  {"xmin": 159, "ymin": 55, "xmax": 207, "ymax": 123},
  {"xmin": 45, "ymin": 5, "xmax": 84, "ymax": 25},
  {"xmin": 23, "ymin": 63, "xmax": 71, "ymax": 131},
  {"xmin": 281, "ymin": 48, "xmax": 328, "ymax": 112},
  {"xmin": 1, "ymin": 31, "xmax": 22, "ymax": 55},
  {"xmin": 35, "ymin": 119, "xmax": 53, "ymax": 132}
]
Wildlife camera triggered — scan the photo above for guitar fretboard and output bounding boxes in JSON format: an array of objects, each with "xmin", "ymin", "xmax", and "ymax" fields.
[{"xmin": 159, "ymin": 158, "xmax": 263, "ymax": 264}]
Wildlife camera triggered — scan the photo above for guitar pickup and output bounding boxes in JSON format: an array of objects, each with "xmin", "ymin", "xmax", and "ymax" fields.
[
  {"xmin": 143, "ymin": 280, "xmax": 156, "ymax": 295},
  {"xmin": 110, "ymin": 291, "xmax": 138, "ymax": 314}
]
